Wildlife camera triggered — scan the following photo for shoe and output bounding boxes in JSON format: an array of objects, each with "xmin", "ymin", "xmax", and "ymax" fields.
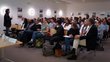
[
  {"xmin": 27, "ymin": 41, "xmax": 33, "ymax": 47},
  {"xmin": 19, "ymin": 44, "xmax": 25, "ymax": 47},
  {"xmin": 68, "ymin": 48, "xmax": 75, "ymax": 55},
  {"xmin": 67, "ymin": 48, "xmax": 77, "ymax": 60},
  {"xmin": 28, "ymin": 41, "xmax": 33, "ymax": 45},
  {"xmin": 67, "ymin": 55, "xmax": 77, "ymax": 60},
  {"xmin": 28, "ymin": 45, "xmax": 34, "ymax": 48}
]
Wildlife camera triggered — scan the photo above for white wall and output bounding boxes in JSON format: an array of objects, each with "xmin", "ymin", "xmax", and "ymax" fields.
[
  {"xmin": 67, "ymin": 1, "xmax": 110, "ymax": 18},
  {"xmin": 0, "ymin": 0, "xmax": 67, "ymax": 31}
]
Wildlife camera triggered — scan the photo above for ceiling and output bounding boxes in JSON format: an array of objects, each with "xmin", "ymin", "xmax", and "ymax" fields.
[{"xmin": 60, "ymin": 0, "xmax": 110, "ymax": 3}]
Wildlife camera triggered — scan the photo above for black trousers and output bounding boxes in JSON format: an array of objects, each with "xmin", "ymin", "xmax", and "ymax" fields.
[{"xmin": 5, "ymin": 27, "xmax": 10, "ymax": 36}]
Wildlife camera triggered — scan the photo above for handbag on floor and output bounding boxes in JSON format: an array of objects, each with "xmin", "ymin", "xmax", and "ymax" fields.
[
  {"xmin": 35, "ymin": 38, "xmax": 44, "ymax": 48},
  {"xmin": 54, "ymin": 42, "xmax": 63, "ymax": 57},
  {"xmin": 55, "ymin": 49, "xmax": 63, "ymax": 57}
]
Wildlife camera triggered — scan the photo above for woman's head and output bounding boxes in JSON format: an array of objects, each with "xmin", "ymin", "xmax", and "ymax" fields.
[
  {"xmin": 71, "ymin": 22, "xmax": 78, "ymax": 29},
  {"xmin": 42, "ymin": 18, "xmax": 48, "ymax": 24},
  {"xmin": 50, "ymin": 18, "xmax": 55, "ymax": 23},
  {"xmin": 65, "ymin": 18, "xmax": 71, "ymax": 24}
]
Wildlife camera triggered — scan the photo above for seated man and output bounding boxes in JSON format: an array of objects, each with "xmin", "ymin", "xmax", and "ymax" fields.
[
  {"xmin": 19, "ymin": 19, "xmax": 41, "ymax": 46},
  {"xmin": 28, "ymin": 18, "xmax": 49, "ymax": 47},
  {"xmin": 50, "ymin": 19, "xmax": 64, "ymax": 45},
  {"xmin": 67, "ymin": 18, "xmax": 98, "ymax": 60}
]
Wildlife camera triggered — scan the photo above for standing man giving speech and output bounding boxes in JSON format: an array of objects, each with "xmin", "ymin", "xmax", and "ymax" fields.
[{"xmin": 4, "ymin": 9, "xmax": 12, "ymax": 36}]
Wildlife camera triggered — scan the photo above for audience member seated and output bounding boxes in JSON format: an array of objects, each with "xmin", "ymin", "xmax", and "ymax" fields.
[
  {"xmin": 48, "ymin": 18, "xmax": 56, "ymax": 29},
  {"xmin": 22, "ymin": 18, "xmax": 28, "ymax": 29},
  {"xmin": 50, "ymin": 18, "xmax": 64, "ymax": 45},
  {"xmin": 28, "ymin": 18, "xmax": 50, "ymax": 47},
  {"xmin": 64, "ymin": 22, "xmax": 79, "ymax": 55},
  {"xmin": 19, "ymin": 19, "xmax": 41, "ymax": 46},
  {"xmin": 95, "ymin": 21, "xmax": 104, "ymax": 40},
  {"xmin": 101, "ymin": 18, "xmax": 109, "ymax": 39},
  {"xmin": 62, "ymin": 18, "xmax": 71, "ymax": 35}
]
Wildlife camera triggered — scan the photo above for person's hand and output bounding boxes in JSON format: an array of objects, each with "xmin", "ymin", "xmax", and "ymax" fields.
[
  {"xmin": 75, "ymin": 35, "xmax": 80, "ymax": 39},
  {"xmin": 11, "ymin": 16, "xmax": 13, "ymax": 19},
  {"xmin": 69, "ymin": 34, "xmax": 73, "ymax": 38},
  {"xmin": 37, "ymin": 29, "xmax": 41, "ymax": 31}
]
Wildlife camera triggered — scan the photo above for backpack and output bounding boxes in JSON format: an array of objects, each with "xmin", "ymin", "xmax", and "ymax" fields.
[{"xmin": 42, "ymin": 41, "xmax": 54, "ymax": 56}]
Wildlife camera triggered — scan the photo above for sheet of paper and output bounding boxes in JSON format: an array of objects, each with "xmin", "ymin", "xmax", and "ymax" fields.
[
  {"xmin": 2, "ymin": 34, "xmax": 5, "ymax": 39},
  {"xmin": 8, "ymin": 38, "xmax": 17, "ymax": 44},
  {"xmin": 2, "ymin": 34, "xmax": 17, "ymax": 44},
  {"xmin": 64, "ymin": 35, "xmax": 71, "ymax": 38}
]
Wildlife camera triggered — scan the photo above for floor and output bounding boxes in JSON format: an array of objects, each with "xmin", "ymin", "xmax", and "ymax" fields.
[{"xmin": 1, "ymin": 38, "xmax": 110, "ymax": 62}]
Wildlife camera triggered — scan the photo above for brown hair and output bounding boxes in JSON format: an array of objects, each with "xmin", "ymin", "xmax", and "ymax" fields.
[{"xmin": 71, "ymin": 22, "xmax": 78, "ymax": 29}]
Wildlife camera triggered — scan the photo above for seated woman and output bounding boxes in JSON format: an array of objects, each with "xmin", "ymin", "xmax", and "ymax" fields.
[
  {"xmin": 64, "ymin": 22, "xmax": 79, "ymax": 55},
  {"xmin": 44, "ymin": 18, "xmax": 56, "ymax": 40},
  {"xmin": 62, "ymin": 18, "xmax": 71, "ymax": 35},
  {"xmin": 48, "ymin": 18, "xmax": 56, "ymax": 29}
]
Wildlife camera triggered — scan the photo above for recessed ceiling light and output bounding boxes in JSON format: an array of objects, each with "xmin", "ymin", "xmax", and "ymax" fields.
[
  {"xmin": 27, "ymin": 8, "xmax": 36, "ymax": 16},
  {"xmin": 58, "ymin": 10, "xmax": 63, "ymax": 17},
  {"xmin": 46, "ymin": 9, "xmax": 52, "ymax": 17}
]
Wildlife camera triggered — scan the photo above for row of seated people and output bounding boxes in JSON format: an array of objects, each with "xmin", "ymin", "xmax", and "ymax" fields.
[{"xmin": 16, "ymin": 16, "xmax": 110, "ymax": 60}]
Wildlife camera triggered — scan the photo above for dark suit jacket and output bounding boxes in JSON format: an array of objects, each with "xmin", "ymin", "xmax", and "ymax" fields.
[
  {"xmin": 33, "ymin": 24, "xmax": 41, "ymax": 31},
  {"xmin": 54, "ymin": 25, "xmax": 64, "ymax": 37},
  {"xmin": 23, "ymin": 20, "xmax": 28, "ymax": 28},
  {"xmin": 26, "ymin": 23, "xmax": 41, "ymax": 31},
  {"xmin": 80, "ymin": 25, "xmax": 98, "ymax": 51},
  {"xmin": 4, "ymin": 14, "xmax": 12, "ymax": 27}
]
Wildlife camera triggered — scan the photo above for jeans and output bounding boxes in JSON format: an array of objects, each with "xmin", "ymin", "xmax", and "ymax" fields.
[
  {"xmin": 32, "ymin": 31, "xmax": 44, "ymax": 42},
  {"xmin": 64, "ymin": 38, "xmax": 73, "ymax": 54},
  {"xmin": 20, "ymin": 30, "xmax": 33, "ymax": 44}
]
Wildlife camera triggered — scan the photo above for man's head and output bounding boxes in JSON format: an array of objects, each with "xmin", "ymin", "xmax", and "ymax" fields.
[
  {"xmin": 5, "ymin": 9, "xmax": 10, "ymax": 14},
  {"xmin": 85, "ymin": 18, "xmax": 95, "ymax": 26},
  {"xmin": 56, "ymin": 18, "xmax": 62, "ymax": 25}
]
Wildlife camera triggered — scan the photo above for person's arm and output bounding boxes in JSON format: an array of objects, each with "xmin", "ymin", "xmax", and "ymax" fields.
[{"xmin": 8, "ymin": 15, "xmax": 12, "ymax": 21}]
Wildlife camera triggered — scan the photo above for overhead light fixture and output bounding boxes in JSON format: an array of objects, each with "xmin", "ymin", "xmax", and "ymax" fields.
[
  {"xmin": 58, "ymin": 10, "xmax": 63, "ymax": 17},
  {"xmin": 46, "ymin": 9, "xmax": 52, "ymax": 17},
  {"xmin": 27, "ymin": 8, "xmax": 36, "ymax": 16},
  {"xmin": 0, "ymin": 6, "xmax": 9, "ymax": 16}
]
